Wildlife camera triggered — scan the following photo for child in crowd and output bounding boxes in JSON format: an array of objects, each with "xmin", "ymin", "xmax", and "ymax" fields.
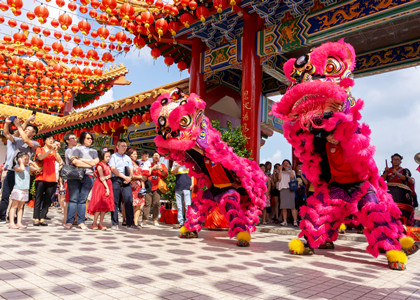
[
  {"xmin": 88, "ymin": 148, "xmax": 114, "ymax": 230},
  {"xmin": 9, "ymin": 152, "xmax": 39, "ymax": 229}
]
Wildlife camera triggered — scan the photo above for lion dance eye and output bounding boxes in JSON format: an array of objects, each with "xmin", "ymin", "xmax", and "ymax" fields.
[
  {"xmin": 179, "ymin": 115, "xmax": 192, "ymax": 128},
  {"xmin": 158, "ymin": 116, "xmax": 166, "ymax": 126},
  {"xmin": 161, "ymin": 98, "xmax": 169, "ymax": 105},
  {"xmin": 325, "ymin": 57, "xmax": 343, "ymax": 75}
]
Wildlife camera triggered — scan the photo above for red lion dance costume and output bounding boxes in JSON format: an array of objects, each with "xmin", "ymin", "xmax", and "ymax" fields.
[
  {"xmin": 151, "ymin": 89, "xmax": 266, "ymax": 246},
  {"xmin": 270, "ymin": 40, "xmax": 417, "ymax": 270}
]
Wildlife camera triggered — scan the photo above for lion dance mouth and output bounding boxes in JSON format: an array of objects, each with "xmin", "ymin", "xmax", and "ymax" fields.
[{"xmin": 271, "ymin": 40, "xmax": 357, "ymax": 129}]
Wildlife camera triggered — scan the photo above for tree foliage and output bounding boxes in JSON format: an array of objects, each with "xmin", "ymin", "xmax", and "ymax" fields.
[{"xmin": 211, "ymin": 120, "xmax": 252, "ymax": 159}]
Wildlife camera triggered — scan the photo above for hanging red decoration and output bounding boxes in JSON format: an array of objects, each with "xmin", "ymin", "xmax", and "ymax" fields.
[
  {"xmin": 71, "ymin": 46, "xmax": 84, "ymax": 58},
  {"xmin": 79, "ymin": 5, "xmax": 88, "ymax": 14},
  {"xmin": 115, "ymin": 31, "xmax": 127, "ymax": 44},
  {"xmin": 101, "ymin": 122, "xmax": 110, "ymax": 134},
  {"xmin": 68, "ymin": 1, "xmax": 77, "ymax": 11},
  {"xmin": 54, "ymin": 31, "xmax": 62, "ymax": 39},
  {"xmin": 0, "ymin": 15, "xmax": 4, "ymax": 24},
  {"xmin": 52, "ymin": 41, "xmax": 63, "ymax": 54},
  {"xmin": 7, "ymin": 0, "xmax": 22, "ymax": 13},
  {"xmin": 109, "ymin": 120, "xmax": 120, "ymax": 132},
  {"xmin": 26, "ymin": 11, "xmax": 35, "ymax": 20},
  {"xmin": 78, "ymin": 20, "xmax": 91, "ymax": 35},
  {"xmin": 34, "ymin": 5, "xmax": 49, "ymax": 24},
  {"xmin": 155, "ymin": 0, "xmax": 163, "ymax": 10},
  {"xmin": 121, "ymin": 117, "xmax": 132, "ymax": 130},
  {"xmin": 180, "ymin": 0, "xmax": 189, "ymax": 8},
  {"xmin": 142, "ymin": 112, "xmax": 153, "ymax": 125},
  {"xmin": 31, "ymin": 35, "xmax": 43, "ymax": 51},
  {"xmin": 51, "ymin": 19, "xmax": 59, "ymax": 28},
  {"xmin": 89, "ymin": 9, "xmax": 97, "ymax": 18},
  {"xmin": 177, "ymin": 61, "xmax": 187, "ymax": 72},
  {"xmin": 146, "ymin": 0, "xmax": 154, "ymax": 5},
  {"xmin": 134, "ymin": 35, "xmax": 145, "ymax": 49},
  {"xmin": 0, "ymin": 2, "xmax": 9, "ymax": 11},
  {"xmin": 168, "ymin": 21, "xmax": 180, "ymax": 37},
  {"xmin": 86, "ymin": 49, "xmax": 98, "ymax": 60},
  {"xmin": 92, "ymin": 40, "xmax": 99, "ymax": 48},
  {"xmin": 13, "ymin": 32, "xmax": 26, "ymax": 45},
  {"xmin": 108, "ymin": 35, "xmax": 116, "ymax": 43},
  {"xmin": 151, "ymin": 48, "xmax": 161, "ymax": 60},
  {"xmin": 140, "ymin": 11, "xmax": 154, "ymax": 32},
  {"xmin": 180, "ymin": 13, "xmax": 194, "ymax": 28},
  {"xmin": 171, "ymin": 6, "xmax": 179, "ymax": 17},
  {"xmin": 73, "ymin": 36, "xmax": 81, "ymax": 44},
  {"xmin": 131, "ymin": 115, "xmax": 143, "ymax": 127},
  {"xmin": 101, "ymin": 0, "xmax": 117, "ymax": 13},
  {"xmin": 155, "ymin": 18, "xmax": 168, "ymax": 40},
  {"xmin": 71, "ymin": 25, "xmax": 79, "ymax": 33},
  {"xmin": 58, "ymin": 13, "xmax": 72, "ymax": 30},
  {"xmin": 97, "ymin": 26, "xmax": 109, "ymax": 40},
  {"xmin": 73, "ymin": 128, "xmax": 82, "ymax": 137},
  {"xmin": 83, "ymin": 38, "xmax": 91, "ymax": 46},
  {"xmin": 119, "ymin": 3, "xmax": 134, "ymax": 20},
  {"xmin": 91, "ymin": 30, "xmax": 98, "ymax": 39},
  {"xmin": 189, "ymin": 0, "xmax": 198, "ymax": 10},
  {"xmin": 196, "ymin": 6, "xmax": 209, "ymax": 23},
  {"xmin": 213, "ymin": 0, "xmax": 228, "ymax": 13},
  {"xmin": 92, "ymin": 124, "xmax": 102, "ymax": 135},
  {"xmin": 8, "ymin": 19, "xmax": 17, "ymax": 28},
  {"xmin": 42, "ymin": 28, "xmax": 51, "ymax": 37},
  {"xmin": 56, "ymin": 0, "xmax": 65, "ymax": 7}
]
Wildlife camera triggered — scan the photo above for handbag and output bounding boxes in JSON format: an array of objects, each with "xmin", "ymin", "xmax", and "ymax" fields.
[
  {"xmin": 60, "ymin": 164, "xmax": 86, "ymax": 181},
  {"xmin": 158, "ymin": 178, "xmax": 168, "ymax": 194},
  {"xmin": 288, "ymin": 179, "xmax": 299, "ymax": 192},
  {"xmin": 297, "ymin": 185, "xmax": 306, "ymax": 197}
]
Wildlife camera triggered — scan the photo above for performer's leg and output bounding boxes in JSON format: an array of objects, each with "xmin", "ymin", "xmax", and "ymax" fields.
[
  {"xmin": 183, "ymin": 189, "xmax": 213, "ymax": 235},
  {"xmin": 298, "ymin": 186, "xmax": 348, "ymax": 250},
  {"xmin": 355, "ymin": 186, "xmax": 403, "ymax": 257}
]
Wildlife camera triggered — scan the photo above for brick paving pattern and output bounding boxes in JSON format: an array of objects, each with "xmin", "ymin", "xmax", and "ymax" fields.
[{"xmin": 0, "ymin": 207, "xmax": 419, "ymax": 299}]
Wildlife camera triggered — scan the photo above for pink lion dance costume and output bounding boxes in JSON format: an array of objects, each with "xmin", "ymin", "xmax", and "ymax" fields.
[
  {"xmin": 151, "ymin": 89, "xmax": 266, "ymax": 246},
  {"xmin": 270, "ymin": 40, "xmax": 417, "ymax": 270}
]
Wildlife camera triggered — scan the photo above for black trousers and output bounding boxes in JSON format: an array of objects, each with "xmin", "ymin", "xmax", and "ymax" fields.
[
  {"xmin": 0, "ymin": 170, "xmax": 15, "ymax": 220},
  {"xmin": 33, "ymin": 181, "xmax": 57, "ymax": 220},
  {"xmin": 111, "ymin": 178, "xmax": 134, "ymax": 226}
]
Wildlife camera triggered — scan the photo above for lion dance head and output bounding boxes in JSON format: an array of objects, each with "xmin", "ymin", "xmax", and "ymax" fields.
[{"xmin": 271, "ymin": 39, "xmax": 357, "ymax": 130}]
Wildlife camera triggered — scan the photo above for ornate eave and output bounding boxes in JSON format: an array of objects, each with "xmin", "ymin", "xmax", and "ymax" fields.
[{"xmin": 0, "ymin": 104, "xmax": 60, "ymax": 130}]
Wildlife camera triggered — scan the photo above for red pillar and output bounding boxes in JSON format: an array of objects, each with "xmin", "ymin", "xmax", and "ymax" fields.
[
  {"xmin": 241, "ymin": 14, "xmax": 263, "ymax": 162},
  {"xmin": 189, "ymin": 38, "xmax": 206, "ymax": 97}
]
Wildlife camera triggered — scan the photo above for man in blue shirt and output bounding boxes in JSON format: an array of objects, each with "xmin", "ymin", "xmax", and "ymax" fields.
[{"xmin": 109, "ymin": 139, "xmax": 139, "ymax": 230}]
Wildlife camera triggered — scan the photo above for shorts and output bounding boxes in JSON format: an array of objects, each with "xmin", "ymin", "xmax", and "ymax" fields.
[{"xmin": 10, "ymin": 189, "xmax": 29, "ymax": 202}]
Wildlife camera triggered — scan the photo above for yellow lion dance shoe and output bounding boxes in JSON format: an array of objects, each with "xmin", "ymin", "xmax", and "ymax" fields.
[{"xmin": 236, "ymin": 232, "xmax": 251, "ymax": 247}]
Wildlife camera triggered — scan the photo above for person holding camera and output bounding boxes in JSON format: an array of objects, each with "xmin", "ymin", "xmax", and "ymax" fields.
[
  {"xmin": 277, "ymin": 159, "xmax": 298, "ymax": 227},
  {"xmin": 0, "ymin": 115, "xmax": 38, "ymax": 224}
]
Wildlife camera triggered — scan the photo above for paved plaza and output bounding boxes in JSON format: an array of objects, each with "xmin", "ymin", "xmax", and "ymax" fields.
[{"xmin": 0, "ymin": 207, "xmax": 419, "ymax": 300}]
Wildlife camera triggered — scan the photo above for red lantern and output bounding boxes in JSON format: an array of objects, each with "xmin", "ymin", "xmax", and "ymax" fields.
[
  {"xmin": 168, "ymin": 21, "xmax": 180, "ymax": 37},
  {"xmin": 119, "ymin": 3, "xmax": 134, "ymax": 20},
  {"xmin": 164, "ymin": 56, "xmax": 174, "ymax": 67},
  {"xmin": 26, "ymin": 11, "xmax": 35, "ymax": 20},
  {"xmin": 13, "ymin": 32, "xmax": 26, "ymax": 45},
  {"xmin": 97, "ymin": 26, "xmax": 109, "ymax": 40},
  {"xmin": 93, "ymin": 124, "xmax": 102, "ymax": 135},
  {"xmin": 7, "ymin": 0, "xmax": 22, "ymax": 13},
  {"xmin": 151, "ymin": 48, "xmax": 161, "ymax": 60},
  {"xmin": 131, "ymin": 114, "xmax": 143, "ymax": 127},
  {"xmin": 180, "ymin": 13, "xmax": 194, "ymax": 28},
  {"xmin": 121, "ymin": 116, "xmax": 132, "ymax": 130},
  {"xmin": 42, "ymin": 28, "xmax": 51, "ymax": 37},
  {"xmin": 73, "ymin": 128, "xmax": 82, "ymax": 137},
  {"xmin": 109, "ymin": 120, "xmax": 120, "ymax": 132},
  {"xmin": 51, "ymin": 19, "xmax": 59, "ymax": 28},
  {"xmin": 8, "ymin": 19, "xmax": 17, "ymax": 28},
  {"xmin": 189, "ymin": 0, "xmax": 197, "ymax": 10},
  {"xmin": 71, "ymin": 46, "xmax": 84, "ymax": 58},
  {"xmin": 34, "ymin": 5, "xmax": 49, "ymax": 24},
  {"xmin": 108, "ymin": 35, "xmax": 116, "ymax": 43},
  {"xmin": 83, "ymin": 38, "xmax": 91, "ymax": 46},
  {"xmin": 213, "ymin": 0, "xmax": 228, "ymax": 13},
  {"xmin": 71, "ymin": 25, "xmax": 79, "ymax": 34},
  {"xmin": 177, "ymin": 61, "xmax": 187, "ymax": 72},
  {"xmin": 101, "ymin": 0, "xmax": 117, "ymax": 14},
  {"xmin": 134, "ymin": 36, "xmax": 145, "ymax": 49},
  {"xmin": 78, "ymin": 20, "xmax": 91, "ymax": 35},
  {"xmin": 89, "ymin": 9, "xmax": 97, "ymax": 18},
  {"xmin": 56, "ymin": 0, "xmax": 65, "ymax": 7},
  {"xmin": 155, "ymin": 0, "xmax": 163, "ymax": 10},
  {"xmin": 68, "ymin": 1, "xmax": 77, "ymax": 11},
  {"xmin": 91, "ymin": 0, "xmax": 100, "ymax": 9},
  {"xmin": 79, "ymin": 5, "xmax": 88, "ymax": 14},
  {"xmin": 54, "ymin": 31, "xmax": 62, "ymax": 39},
  {"xmin": 115, "ymin": 31, "xmax": 127, "ymax": 44},
  {"xmin": 142, "ymin": 112, "xmax": 153, "ymax": 125},
  {"xmin": 101, "ymin": 122, "xmax": 110, "ymax": 134},
  {"xmin": 180, "ymin": 0, "xmax": 189, "ymax": 8},
  {"xmin": 155, "ymin": 18, "xmax": 168, "ymax": 40},
  {"xmin": 0, "ymin": 2, "xmax": 9, "ymax": 11},
  {"xmin": 140, "ymin": 11, "xmax": 154, "ymax": 32},
  {"xmin": 146, "ymin": 0, "xmax": 154, "ymax": 5},
  {"xmin": 63, "ymin": 34, "xmax": 72, "ymax": 42},
  {"xmin": 52, "ymin": 41, "xmax": 63, "ymax": 54},
  {"xmin": 58, "ymin": 13, "xmax": 72, "ymax": 30},
  {"xmin": 196, "ymin": 6, "xmax": 209, "ymax": 23},
  {"xmin": 31, "ymin": 35, "xmax": 43, "ymax": 51}
]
